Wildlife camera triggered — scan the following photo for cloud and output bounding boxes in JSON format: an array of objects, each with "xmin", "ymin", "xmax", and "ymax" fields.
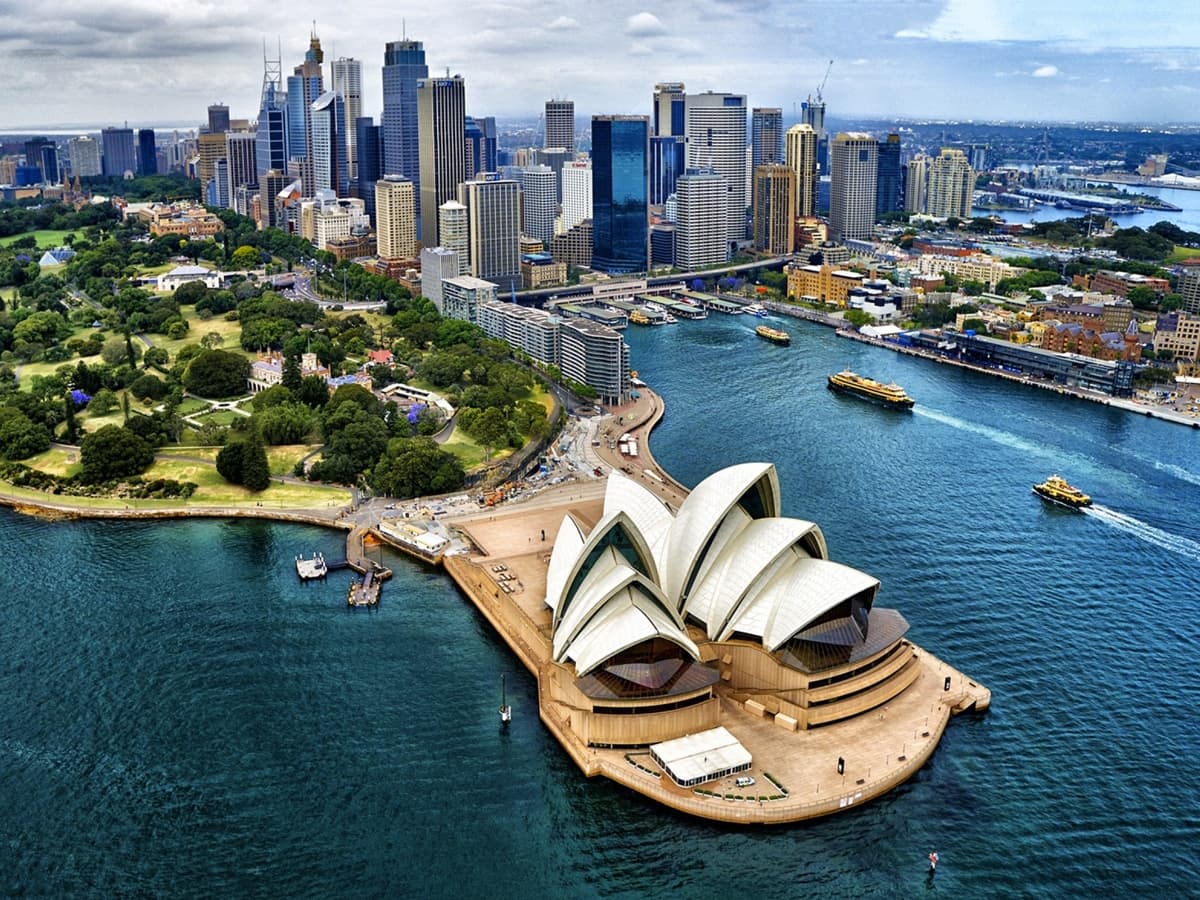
[
  {"xmin": 1032, "ymin": 64, "xmax": 1058, "ymax": 78},
  {"xmin": 546, "ymin": 16, "xmax": 580, "ymax": 31},
  {"xmin": 626, "ymin": 12, "xmax": 666, "ymax": 37}
]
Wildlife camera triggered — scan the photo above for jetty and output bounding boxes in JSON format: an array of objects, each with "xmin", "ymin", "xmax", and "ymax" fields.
[{"xmin": 295, "ymin": 552, "xmax": 328, "ymax": 580}]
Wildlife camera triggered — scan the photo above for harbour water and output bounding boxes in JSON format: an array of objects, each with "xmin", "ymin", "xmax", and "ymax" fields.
[
  {"xmin": 3, "ymin": 317, "xmax": 1199, "ymax": 897},
  {"xmin": 979, "ymin": 183, "xmax": 1200, "ymax": 233}
]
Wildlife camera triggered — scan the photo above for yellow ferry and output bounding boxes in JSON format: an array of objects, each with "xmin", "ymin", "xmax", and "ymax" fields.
[
  {"xmin": 755, "ymin": 324, "xmax": 791, "ymax": 346},
  {"xmin": 826, "ymin": 369, "xmax": 915, "ymax": 409},
  {"xmin": 1032, "ymin": 475, "xmax": 1093, "ymax": 509}
]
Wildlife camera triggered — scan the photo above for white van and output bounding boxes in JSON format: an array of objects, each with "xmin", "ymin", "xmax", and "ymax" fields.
[{"xmin": 735, "ymin": 776, "xmax": 756, "ymax": 788}]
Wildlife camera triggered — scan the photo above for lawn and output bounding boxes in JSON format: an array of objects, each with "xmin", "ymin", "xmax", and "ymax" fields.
[
  {"xmin": 440, "ymin": 429, "xmax": 511, "ymax": 471},
  {"xmin": 1166, "ymin": 245, "xmax": 1200, "ymax": 264},
  {"xmin": 156, "ymin": 444, "xmax": 317, "ymax": 477},
  {"xmin": 0, "ymin": 229, "xmax": 83, "ymax": 250},
  {"xmin": 2, "ymin": 450, "xmax": 349, "ymax": 511},
  {"xmin": 192, "ymin": 409, "xmax": 246, "ymax": 427},
  {"xmin": 176, "ymin": 396, "xmax": 212, "ymax": 416},
  {"xmin": 149, "ymin": 309, "xmax": 245, "ymax": 359}
]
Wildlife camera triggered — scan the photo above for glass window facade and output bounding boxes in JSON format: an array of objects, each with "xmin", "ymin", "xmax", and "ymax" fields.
[{"xmin": 592, "ymin": 116, "xmax": 649, "ymax": 275}]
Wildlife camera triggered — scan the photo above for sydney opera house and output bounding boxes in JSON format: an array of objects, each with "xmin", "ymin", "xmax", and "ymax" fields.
[
  {"xmin": 446, "ymin": 459, "xmax": 987, "ymax": 822},
  {"xmin": 536, "ymin": 462, "xmax": 987, "ymax": 802}
]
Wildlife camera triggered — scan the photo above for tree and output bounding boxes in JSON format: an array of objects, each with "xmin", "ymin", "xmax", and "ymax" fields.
[
  {"xmin": 370, "ymin": 437, "xmax": 465, "ymax": 498},
  {"xmin": 230, "ymin": 245, "xmax": 261, "ymax": 270},
  {"xmin": 1125, "ymin": 286, "xmax": 1160, "ymax": 311},
  {"xmin": 844, "ymin": 309, "xmax": 872, "ymax": 328},
  {"xmin": 79, "ymin": 424, "xmax": 154, "ymax": 483},
  {"xmin": 0, "ymin": 409, "xmax": 51, "ymax": 460},
  {"xmin": 254, "ymin": 402, "xmax": 315, "ymax": 445},
  {"xmin": 101, "ymin": 336, "xmax": 138, "ymax": 367},
  {"xmin": 216, "ymin": 440, "xmax": 244, "ymax": 484},
  {"xmin": 470, "ymin": 406, "xmax": 510, "ymax": 460},
  {"xmin": 200, "ymin": 331, "xmax": 224, "ymax": 350},
  {"xmin": 129, "ymin": 373, "xmax": 169, "ymax": 402},
  {"xmin": 281, "ymin": 350, "xmax": 303, "ymax": 391},
  {"xmin": 88, "ymin": 388, "xmax": 118, "ymax": 416},
  {"xmin": 142, "ymin": 346, "xmax": 169, "ymax": 369},
  {"xmin": 183, "ymin": 349, "xmax": 250, "ymax": 398},
  {"xmin": 239, "ymin": 434, "xmax": 271, "ymax": 491}
]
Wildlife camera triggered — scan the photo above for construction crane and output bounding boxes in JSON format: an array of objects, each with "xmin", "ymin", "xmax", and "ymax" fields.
[{"xmin": 816, "ymin": 59, "xmax": 834, "ymax": 103}]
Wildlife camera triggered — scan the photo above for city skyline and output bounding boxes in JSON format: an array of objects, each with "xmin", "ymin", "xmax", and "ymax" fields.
[{"xmin": 3, "ymin": 0, "xmax": 1199, "ymax": 130}]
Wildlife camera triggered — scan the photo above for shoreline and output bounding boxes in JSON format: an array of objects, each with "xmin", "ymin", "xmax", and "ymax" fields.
[{"xmin": 835, "ymin": 328, "xmax": 1200, "ymax": 429}]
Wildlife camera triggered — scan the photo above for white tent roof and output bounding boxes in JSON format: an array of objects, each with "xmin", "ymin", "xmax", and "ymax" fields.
[
  {"xmin": 757, "ymin": 558, "xmax": 879, "ymax": 651},
  {"xmin": 561, "ymin": 587, "xmax": 699, "ymax": 676},
  {"xmin": 650, "ymin": 726, "xmax": 752, "ymax": 785}
]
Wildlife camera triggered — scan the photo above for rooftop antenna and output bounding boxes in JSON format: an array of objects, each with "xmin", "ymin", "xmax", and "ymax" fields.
[{"xmin": 403, "ymin": 18, "xmax": 406, "ymax": 40}]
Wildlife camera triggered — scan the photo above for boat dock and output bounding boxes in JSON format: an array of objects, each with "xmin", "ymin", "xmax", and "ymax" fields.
[
  {"xmin": 295, "ymin": 553, "xmax": 328, "ymax": 580},
  {"xmin": 347, "ymin": 567, "xmax": 381, "ymax": 607}
]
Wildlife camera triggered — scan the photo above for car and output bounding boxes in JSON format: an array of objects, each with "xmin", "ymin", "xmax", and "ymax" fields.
[{"xmin": 734, "ymin": 776, "xmax": 756, "ymax": 788}]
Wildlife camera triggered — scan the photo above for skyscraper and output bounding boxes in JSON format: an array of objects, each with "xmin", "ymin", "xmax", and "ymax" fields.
[
  {"xmin": 829, "ymin": 132, "xmax": 878, "ymax": 242},
  {"xmin": 331, "ymin": 57, "xmax": 363, "ymax": 180},
  {"xmin": 653, "ymin": 83, "xmax": 686, "ymax": 137},
  {"xmin": 650, "ymin": 82, "xmax": 686, "ymax": 208},
  {"xmin": 684, "ymin": 92, "xmax": 747, "ymax": 245},
  {"xmin": 438, "ymin": 200, "xmax": 469, "ymax": 274},
  {"xmin": 561, "ymin": 160, "xmax": 592, "ymax": 232},
  {"xmin": 926, "ymin": 148, "xmax": 974, "ymax": 219},
  {"xmin": 905, "ymin": 153, "xmax": 930, "ymax": 214},
  {"xmin": 207, "ymin": 104, "xmax": 231, "ymax": 134},
  {"xmin": 876, "ymin": 133, "xmax": 903, "ymax": 217},
  {"xmin": 261, "ymin": 169, "xmax": 289, "ymax": 230},
  {"xmin": 417, "ymin": 75, "xmax": 466, "ymax": 247},
  {"xmin": 226, "ymin": 132, "xmax": 258, "ymax": 211},
  {"xmin": 675, "ymin": 168, "xmax": 727, "ymax": 270},
  {"xmin": 591, "ymin": 115, "xmax": 649, "ymax": 274},
  {"xmin": 751, "ymin": 108, "xmax": 783, "ymax": 170},
  {"xmin": 785, "ymin": 124, "xmax": 818, "ymax": 218},
  {"xmin": 801, "ymin": 94, "xmax": 827, "ymax": 173},
  {"xmin": 286, "ymin": 30, "xmax": 325, "ymax": 196},
  {"xmin": 356, "ymin": 117, "xmax": 382, "ymax": 218},
  {"xmin": 544, "ymin": 99, "xmax": 575, "ymax": 154},
  {"xmin": 649, "ymin": 136, "xmax": 685, "ymax": 207},
  {"xmin": 310, "ymin": 91, "xmax": 349, "ymax": 196},
  {"xmin": 752, "ymin": 165, "xmax": 796, "ymax": 255},
  {"xmin": 138, "ymin": 129, "xmax": 158, "ymax": 177},
  {"xmin": 68, "ymin": 135, "xmax": 102, "ymax": 177},
  {"xmin": 521, "ymin": 165, "xmax": 556, "ymax": 247},
  {"xmin": 375, "ymin": 175, "xmax": 417, "ymax": 261},
  {"xmin": 100, "ymin": 127, "xmax": 136, "ymax": 177},
  {"xmin": 24, "ymin": 138, "xmax": 58, "ymax": 182},
  {"xmin": 256, "ymin": 48, "xmax": 288, "ymax": 181},
  {"xmin": 197, "ymin": 132, "xmax": 227, "ymax": 195},
  {"xmin": 458, "ymin": 173, "xmax": 521, "ymax": 293},
  {"xmin": 381, "ymin": 39, "xmax": 427, "ymax": 187}
]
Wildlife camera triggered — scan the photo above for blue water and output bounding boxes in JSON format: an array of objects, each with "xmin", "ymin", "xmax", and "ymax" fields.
[
  {"xmin": 3, "ymin": 318, "xmax": 1199, "ymax": 897},
  {"xmin": 980, "ymin": 183, "xmax": 1200, "ymax": 232}
]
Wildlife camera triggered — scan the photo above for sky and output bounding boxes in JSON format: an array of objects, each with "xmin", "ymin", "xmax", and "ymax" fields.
[{"xmin": 3, "ymin": 0, "xmax": 1200, "ymax": 130}]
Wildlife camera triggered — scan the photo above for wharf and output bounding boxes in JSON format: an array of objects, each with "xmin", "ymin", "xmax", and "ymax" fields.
[
  {"xmin": 837, "ymin": 329, "xmax": 1200, "ymax": 428},
  {"xmin": 295, "ymin": 553, "xmax": 328, "ymax": 580}
]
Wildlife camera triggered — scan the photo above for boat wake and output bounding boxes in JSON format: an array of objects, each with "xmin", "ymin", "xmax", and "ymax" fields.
[
  {"xmin": 1084, "ymin": 505, "xmax": 1200, "ymax": 562},
  {"xmin": 913, "ymin": 406, "xmax": 1057, "ymax": 458},
  {"xmin": 1151, "ymin": 460, "xmax": 1200, "ymax": 488}
]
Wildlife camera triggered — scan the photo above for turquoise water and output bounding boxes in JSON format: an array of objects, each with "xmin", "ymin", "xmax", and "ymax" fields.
[{"xmin": 3, "ymin": 317, "xmax": 1199, "ymax": 897}]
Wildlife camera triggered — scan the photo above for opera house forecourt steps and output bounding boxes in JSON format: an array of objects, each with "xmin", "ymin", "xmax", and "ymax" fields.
[{"xmin": 443, "ymin": 448, "xmax": 988, "ymax": 825}]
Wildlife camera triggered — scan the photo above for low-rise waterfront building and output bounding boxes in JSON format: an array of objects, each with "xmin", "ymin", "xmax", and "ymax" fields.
[{"xmin": 786, "ymin": 263, "xmax": 864, "ymax": 306}]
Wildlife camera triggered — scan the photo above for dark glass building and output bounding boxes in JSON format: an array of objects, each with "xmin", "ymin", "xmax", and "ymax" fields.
[
  {"xmin": 137, "ymin": 129, "xmax": 157, "ymax": 176},
  {"xmin": 100, "ymin": 127, "xmax": 136, "ymax": 177},
  {"xmin": 751, "ymin": 108, "xmax": 783, "ymax": 170},
  {"xmin": 23, "ymin": 138, "xmax": 58, "ymax": 182},
  {"xmin": 355, "ymin": 116, "xmax": 382, "ymax": 220},
  {"xmin": 256, "ymin": 81, "xmax": 288, "ymax": 181},
  {"xmin": 649, "ymin": 135, "xmax": 685, "ymax": 207},
  {"xmin": 876, "ymin": 133, "xmax": 903, "ymax": 216},
  {"xmin": 591, "ymin": 115, "xmax": 649, "ymax": 274},
  {"xmin": 381, "ymin": 39, "xmax": 427, "ymax": 182}
]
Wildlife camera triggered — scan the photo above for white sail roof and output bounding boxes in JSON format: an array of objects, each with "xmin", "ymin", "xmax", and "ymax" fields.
[
  {"xmin": 544, "ymin": 514, "xmax": 586, "ymax": 611},
  {"xmin": 559, "ymin": 586, "xmax": 700, "ymax": 677},
  {"xmin": 756, "ymin": 558, "xmax": 879, "ymax": 651},
  {"xmin": 662, "ymin": 462, "xmax": 779, "ymax": 607},
  {"xmin": 603, "ymin": 471, "xmax": 674, "ymax": 566},
  {"xmin": 685, "ymin": 518, "xmax": 826, "ymax": 637}
]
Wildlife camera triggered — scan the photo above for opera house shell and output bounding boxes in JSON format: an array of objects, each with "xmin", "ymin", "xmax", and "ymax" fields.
[{"xmin": 542, "ymin": 462, "xmax": 925, "ymax": 748}]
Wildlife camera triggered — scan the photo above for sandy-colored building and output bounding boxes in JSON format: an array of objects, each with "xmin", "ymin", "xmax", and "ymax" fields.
[{"xmin": 786, "ymin": 263, "xmax": 864, "ymax": 306}]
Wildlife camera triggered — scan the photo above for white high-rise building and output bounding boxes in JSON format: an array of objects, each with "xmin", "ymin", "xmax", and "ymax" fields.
[
  {"xmin": 684, "ymin": 91, "xmax": 747, "ymax": 245},
  {"xmin": 675, "ymin": 168, "xmax": 728, "ymax": 270},
  {"xmin": 521, "ymin": 165, "xmax": 556, "ymax": 247},
  {"xmin": 420, "ymin": 246, "xmax": 461, "ymax": 313},
  {"xmin": 829, "ymin": 132, "xmax": 878, "ymax": 242},
  {"xmin": 926, "ymin": 148, "xmax": 974, "ymax": 220},
  {"xmin": 375, "ymin": 175, "xmax": 416, "ymax": 261},
  {"xmin": 438, "ymin": 200, "xmax": 469, "ymax": 274},
  {"xmin": 561, "ymin": 159, "xmax": 592, "ymax": 232},
  {"xmin": 458, "ymin": 173, "xmax": 521, "ymax": 294},
  {"xmin": 331, "ymin": 57, "xmax": 363, "ymax": 180},
  {"xmin": 906, "ymin": 153, "xmax": 931, "ymax": 214},
  {"xmin": 68, "ymin": 135, "xmax": 102, "ymax": 177}
]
